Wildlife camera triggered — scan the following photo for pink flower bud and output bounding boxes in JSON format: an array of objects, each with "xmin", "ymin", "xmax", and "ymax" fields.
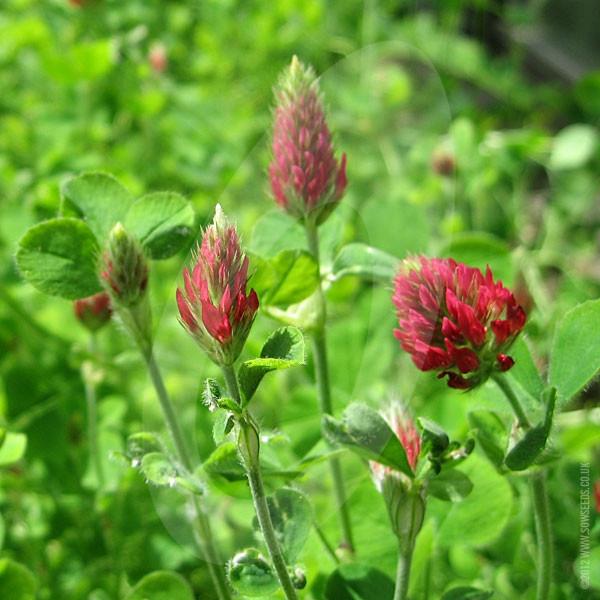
[
  {"xmin": 100, "ymin": 223, "xmax": 149, "ymax": 308},
  {"xmin": 176, "ymin": 205, "xmax": 259, "ymax": 365},
  {"xmin": 370, "ymin": 404, "xmax": 421, "ymax": 489},
  {"xmin": 393, "ymin": 257, "xmax": 526, "ymax": 390},
  {"xmin": 149, "ymin": 43, "xmax": 168, "ymax": 73},
  {"xmin": 269, "ymin": 56, "xmax": 347, "ymax": 225},
  {"xmin": 73, "ymin": 292, "xmax": 112, "ymax": 332}
]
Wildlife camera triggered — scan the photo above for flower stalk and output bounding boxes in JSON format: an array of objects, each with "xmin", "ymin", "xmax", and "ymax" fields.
[
  {"xmin": 221, "ymin": 364, "xmax": 299, "ymax": 600},
  {"xmin": 136, "ymin": 337, "xmax": 232, "ymax": 600},
  {"xmin": 81, "ymin": 334, "xmax": 104, "ymax": 488},
  {"xmin": 493, "ymin": 375, "xmax": 553, "ymax": 599},
  {"xmin": 305, "ymin": 221, "xmax": 355, "ymax": 553},
  {"xmin": 101, "ymin": 224, "xmax": 231, "ymax": 600}
]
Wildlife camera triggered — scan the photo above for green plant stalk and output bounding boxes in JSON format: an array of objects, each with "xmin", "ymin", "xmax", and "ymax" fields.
[
  {"xmin": 492, "ymin": 374, "xmax": 553, "ymax": 599},
  {"xmin": 394, "ymin": 550, "xmax": 412, "ymax": 600},
  {"xmin": 305, "ymin": 221, "xmax": 355, "ymax": 553},
  {"xmin": 126, "ymin": 307, "xmax": 231, "ymax": 600},
  {"xmin": 222, "ymin": 365, "xmax": 298, "ymax": 600},
  {"xmin": 82, "ymin": 334, "xmax": 104, "ymax": 488},
  {"xmin": 530, "ymin": 470, "xmax": 553, "ymax": 600}
]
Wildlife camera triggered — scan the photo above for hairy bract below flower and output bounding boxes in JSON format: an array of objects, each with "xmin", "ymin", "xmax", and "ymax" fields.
[
  {"xmin": 393, "ymin": 257, "xmax": 526, "ymax": 389},
  {"xmin": 73, "ymin": 292, "xmax": 112, "ymax": 332},
  {"xmin": 176, "ymin": 205, "xmax": 259, "ymax": 365},
  {"xmin": 269, "ymin": 56, "xmax": 347, "ymax": 225},
  {"xmin": 370, "ymin": 404, "xmax": 421, "ymax": 489}
]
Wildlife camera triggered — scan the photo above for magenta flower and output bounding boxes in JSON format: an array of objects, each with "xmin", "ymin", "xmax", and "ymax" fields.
[
  {"xmin": 176, "ymin": 205, "xmax": 259, "ymax": 365},
  {"xmin": 73, "ymin": 292, "xmax": 112, "ymax": 332},
  {"xmin": 393, "ymin": 257, "xmax": 526, "ymax": 389},
  {"xmin": 269, "ymin": 56, "xmax": 347, "ymax": 225},
  {"xmin": 370, "ymin": 404, "xmax": 421, "ymax": 488}
]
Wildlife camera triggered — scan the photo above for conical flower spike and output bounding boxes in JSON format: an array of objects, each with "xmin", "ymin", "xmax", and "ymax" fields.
[
  {"xmin": 269, "ymin": 56, "xmax": 347, "ymax": 225},
  {"xmin": 176, "ymin": 205, "xmax": 259, "ymax": 365}
]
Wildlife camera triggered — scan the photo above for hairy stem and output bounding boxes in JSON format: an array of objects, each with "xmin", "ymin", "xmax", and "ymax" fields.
[
  {"xmin": 139, "ymin": 343, "xmax": 231, "ymax": 600},
  {"xmin": 305, "ymin": 221, "xmax": 355, "ymax": 553},
  {"xmin": 531, "ymin": 470, "xmax": 554, "ymax": 600},
  {"xmin": 493, "ymin": 374, "xmax": 553, "ymax": 598},
  {"xmin": 222, "ymin": 365, "xmax": 298, "ymax": 600},
  {"xmin": 492, "ymin": 373, "xmax": 531, "ymax": 429}
]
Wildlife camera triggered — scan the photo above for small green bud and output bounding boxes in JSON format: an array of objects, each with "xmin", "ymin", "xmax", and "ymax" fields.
[{"xmin": 101, "ymin": 223, "xmax": 149, "ymax": 307}]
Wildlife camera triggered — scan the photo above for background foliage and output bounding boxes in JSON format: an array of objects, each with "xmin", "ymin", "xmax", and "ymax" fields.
[{"xmin": 0, "ymin": 0, "xmax": 599, "ymax": 598}]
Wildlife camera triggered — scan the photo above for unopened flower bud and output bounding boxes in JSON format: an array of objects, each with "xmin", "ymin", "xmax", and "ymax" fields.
[
  {"xmin": 101, "ymin": 223, "xmax": 149, "ymax": 307},
  {"xmin": 149, "ymin": 43, "xmax": 168, "ymax": 73},
  {"xmin": 370, "ymin": 404, "xmax": 421, "ymax": 489},
  {"xmin": 176, "ymin": 205, "xmax": 259, "ymax": 365},
  {"xmin": 73, "ymin": 292, "xmax": 112, "ymax": 332},
  {"xmin": 393, "ymin": 257, "xmax": 526, "ymax": 390},
  {"xmin": 269, "ymin": 56, "xmax": 347, "ymax": 225},
  {"xmin": 432, "ymin": 150, "xmax": 455, "ymax": 176}
]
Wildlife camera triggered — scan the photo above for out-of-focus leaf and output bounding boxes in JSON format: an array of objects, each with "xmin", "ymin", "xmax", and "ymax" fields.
[
  {"xmin": 62, "ymin": 172, "xmax": 134, "ymax": 241},
  {"xmin": 124, "ymin": 192, "xmax": 195, "ymax": 259},
  {"xmin": 434, "ymin": 455, "xmax": 512, "ymax": 546},
  {"xmin": 549, "ymin": 124, "xmax": 598, "ymax": 170},
  {"xmin": 140, "ymin": 453, "xmax": 177, "ymax": 487},
  {"xmin": 468, "ymin": 410, "xmax": 507, "ymax": 468},
  {"xmin": 251, "ymin": 250, "xmax": 319, "ymax": 307},
  {"xmin": 266, "ymin": 488, "xmax": 312, "ymax": 562},
  {"xmin": 325, "ymin": 563, "xmax": 394, "ymax": 600},
  {"xmin": 331, "ymin": 243, "xmax": 399, "ymax": 283},
  {"xmin": 549, "ymin": 299, "xmax": 600, "ymax": 407},
  {"xmin": 125, "ymin": 571, "xmax": 194, "ymax": 600},
  {"xmin": 427, "ymin": 469, "xmax": 473, "ymax": 502},
  {"xmin": 0, "ymin": 559, "xmax": 36, "ymax": 600},
  {"xmin": 0, "ymin": 432, "xmax": 27, "ymax": 466},
  {"xmin": 227, "ymin": 549, "xmax": 279, "ymax": 597},
  {"xmin": 441, "ymin": 587, "xmax": 494, "ymax": 600}
]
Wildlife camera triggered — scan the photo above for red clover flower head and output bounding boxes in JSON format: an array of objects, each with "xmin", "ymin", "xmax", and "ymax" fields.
[
  {"xmin": 269, "ymin": 56, "xmax": 347, "ymax": 225},
  {"xmin": 176, "ymin": 205, "xmax": 259, "ymax": 365},
  {"xmin": 393, "ymin": 257, "xmax": 526, "ymax": 390}
]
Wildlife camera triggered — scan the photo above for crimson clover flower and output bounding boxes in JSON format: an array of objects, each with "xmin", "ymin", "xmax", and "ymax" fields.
[
  {"xmin": 393, "ymin": 257, "xmax": 526, "ymax": 390},
  {"xmin": 370, "ymin": 404, "xmax": 422, "ymax": 489},
  {"xmin": 73, "ymin": 292, "xmax": 112, "ymax": 332},
  {"xmin": 269, "ymin": 56, "xmax": 347, "ymax": 225},
  {"xmin": 176, "ymin": 205, "xmax": 259, "ymax": 365}
]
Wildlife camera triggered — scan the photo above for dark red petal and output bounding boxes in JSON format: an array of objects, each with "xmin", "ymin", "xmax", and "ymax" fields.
[
  {"xmin": 439, "ymin": 371, "xmax": 471, "ymax": 389},
  {"xmin": 497, "ymin": 354, "xmax": 515, "ymax": 372},
  {"xmin": 176, "ymin": 289, "xmax": 198, "ymax": 332},
  {"xmin": 491, "ymin": 319, "xmax": 511, "ymax": 345},
  {"xmin": 201, "ymin": 300, "xmax": 231, "ymax": 343}
]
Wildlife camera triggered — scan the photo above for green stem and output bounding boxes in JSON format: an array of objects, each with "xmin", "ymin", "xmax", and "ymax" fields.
[
  {"xmin": 222, "ymin": 365, "xmax": 298, "ymax": 600},
  {"xmin": 393, "ymin": 550, "xmax": 412, "ymax": 600},
  {"xmin": 531, "ymin": 470, "xmax": 553, "ymax": 600},
  {"xmin": 305, "ymin": 221, "xmax": 355, "ymax": 553},
  {"xmin": 140, "ymin": 345, "xmax": 231, "ymax": 600},
  {"xmin": 83, "ymin": 334, "xmax": 104, "ymax": 488},
  {"xmin": 492, "ymin": 373, "xmax": 531, "ymax": 428},
  {"xmin": 314, "ymin": 522, "xmax": 340, "ymax": 565},
  {"xmin": 493, "ymin": 375, "xmax": 553, "ymax": 599}
]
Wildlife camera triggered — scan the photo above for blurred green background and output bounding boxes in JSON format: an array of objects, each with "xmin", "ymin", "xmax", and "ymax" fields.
[{"xmin": 0, "ymin": 1, "xmax": 599, "ymax": 598}]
